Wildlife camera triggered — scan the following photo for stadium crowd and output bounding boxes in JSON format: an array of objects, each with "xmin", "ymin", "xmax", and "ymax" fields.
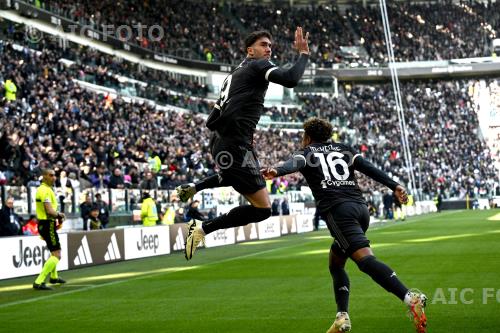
[
  {"xmin": 27, "ymin": 0, "xmax": 500, "ymax": 66},
  {"xmin": 347, "ymin": 2, "xmax": 498, "ymax": 63},
  {"xmin": 0, "ymin": 15, "xmax": 497, "ymax": 202},
  {"xmin": 2, "ymin": 24, "xmax": 209, "ymax": 98},
  {"xmin": 318, "ymin": 81, "xmax": 497, "ymax": 199}
]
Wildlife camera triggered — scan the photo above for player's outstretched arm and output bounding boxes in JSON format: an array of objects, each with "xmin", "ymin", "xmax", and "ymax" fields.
[
  {"xmin": 293, "ymin": 26, "xmax": 310, "ymax": 55},
  {"xmin": 261, "ymin": 155, "xmax": 307, "ymax": 179},
  {"xmin": 266, "ymin": 27, "xmax": 310, "ymax": 88},
  {"xmin": 353, "ymin": 156, "xmax": 408, "ymax": 204},
  {"xmin": 260, "ymin": 167, "xmax": 278, "ymax": 180}
]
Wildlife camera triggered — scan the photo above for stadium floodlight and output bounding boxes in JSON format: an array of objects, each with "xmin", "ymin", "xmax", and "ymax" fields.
[{"xmin": 379, "ymin": 0, "xmax": 419, "ymax": 200}]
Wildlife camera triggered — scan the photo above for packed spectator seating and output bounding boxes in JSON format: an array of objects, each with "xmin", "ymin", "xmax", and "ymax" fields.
[
  {"xmin": 1, "ymin": 35, "xmax": 495, "ymax": 199},
  {"xmin": 1, "ymin": 23, "xmax": 209, "ymax": 98},
  {"xmin": 41, "ymin": 0, "xmax": 242, "ymax": 64},
  {"xmin": 347, "ymin": 2, "xmax": 497, "ymax": 63},
  {"xmin": 0, "ymin": 38, "xmax": 299, "ymax": 194},
  {"xmin": 1, "ymin": 6, "xmax": 498, "ymax": 201},
  {"xmin": 290, "ymin": 82, "xmax": 497, "ymax": 199},
  {"xmin": 29, "ymin": 0, "xmax": 500, "ymax": 66},
  {"xmin": 229, "ymin": 3, "xmax": 357, "ymax": 66}
]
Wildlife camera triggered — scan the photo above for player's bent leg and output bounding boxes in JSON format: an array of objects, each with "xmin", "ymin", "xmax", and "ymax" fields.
[
  {"xmin": 201, "ymin": 205, "xmax": 271, "ymax": 235},
  {"xmin": 352, "ymin": 248, "xmax": 427, "ymax": 332},
  {"xmin": 202, "ymin": 187, "xmax": 271, "ymax": 234},
  {"xmin": 184, "ymin": 189, "xmax": 271, "ymax": 260},
  {"xmin": 243, "ymin": 187, "xmax": 271, "ymax": 208},
  {"xmin": 352, "ymin": 248, "xmax": 408, "ymax": 300},
  {"xmin": 177, "ymin": 174, "xmax": 228, "ymax": 202},
  {"xmin": 185, "ymin": 204, "xmax": 271, "ymax": 260}
]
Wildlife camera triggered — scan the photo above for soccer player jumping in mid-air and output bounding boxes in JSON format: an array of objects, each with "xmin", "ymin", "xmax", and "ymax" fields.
[
  {"xmin": 261, "ymin": 118, "xmax": 427, "ymax": 333},
  {"xmin": 176, "ymin": 27, "xmax": 310, "ymax": 260}
]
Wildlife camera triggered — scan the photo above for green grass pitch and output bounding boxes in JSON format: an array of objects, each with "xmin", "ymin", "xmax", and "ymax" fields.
[{"xmin": 1, "ymin": 210, "xmax": 499, "ymax": 332}]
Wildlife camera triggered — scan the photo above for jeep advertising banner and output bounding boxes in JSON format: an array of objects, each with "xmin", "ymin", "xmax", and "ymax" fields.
[
  {"xmin": 235, "ymin": 223, "xmax": 259, "ymax": 243},
  {"xmin": 257, "ymin": 217, "xmax": 281, "ymax": 240},
  {"xmin": 0, "ymin": 214, "xmax": 314, "ymax": 280},
  {"xmin": 67, "ymin": 230, "xmax": 125, "ymax": 269},
  {"xmin": 124, "ymin": 226, "xmax": 170, "ymax": 260},
  {"xmin": 204, "ymin": 228, "xmax": 235, "ymax": 248},
  {"xmin": 0, "ymin": 234, "xmax": 68, "ymax": 280}
]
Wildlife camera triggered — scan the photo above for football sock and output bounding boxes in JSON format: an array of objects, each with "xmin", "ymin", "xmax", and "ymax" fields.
[
  {"xmin": 202, "ymin": 205, "xmax": 271, "ymax": 234},
  {"xmin": 403, "ymin": 291, "xmax": 414, "ymax": 306},
  {"xmin": 50, "ymin": 258, "xmax": 60, "ymax": 279},
  {"xmin": 329, "ymin": 265, "xmax": 350, "ymax": 312},
  {"xmin": 195, "ymin": 174, "xmax": 226, "ymax": 192},
  {"xmin": 35, "ymin": 256, "xmax": 59, "ymax": 285},
  {"xmin": 356, "ymin": 255, "xmax": 408, "ymax": 300}
]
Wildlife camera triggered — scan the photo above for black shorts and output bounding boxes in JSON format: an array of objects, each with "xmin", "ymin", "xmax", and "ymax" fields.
[
  {"xmin": 323, "ymin": 202, "xmax": 370, "ymax": 256},
  {"xmin": 38, "ymin": 219, "xmax": 61, "ymax": 252},
  {"xmin": 210, "ymin": 134, "xmax": 266, "ymax": 194}
]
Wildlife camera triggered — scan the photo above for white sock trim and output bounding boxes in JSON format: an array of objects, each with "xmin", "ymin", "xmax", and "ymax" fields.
[{"xmin": 403, "ymin": 291, "xmax": 413, "ymax": 306}]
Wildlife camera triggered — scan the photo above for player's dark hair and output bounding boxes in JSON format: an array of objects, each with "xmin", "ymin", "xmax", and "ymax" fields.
[
  {"xmin": 303, "ymin": 118, "xmax": 333, "ymax": 143},
  {"xmin": 244, "ymin": 30, "xmax": 272, "ymax": 49}
]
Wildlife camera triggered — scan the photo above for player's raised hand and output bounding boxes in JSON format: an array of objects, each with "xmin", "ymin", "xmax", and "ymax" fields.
[
  {"xmin": 394, "ymin": 185, "xmax": 409, "ymax": 205},
  {"xmin": 260, "ymin": 167, "xmax": 278, "ymax": 180},
  {"xmin": 293, "ymin": 26, "xmax": 310, "ymax": 55}
]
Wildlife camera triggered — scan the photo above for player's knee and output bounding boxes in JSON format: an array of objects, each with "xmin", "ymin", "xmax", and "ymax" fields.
[
  {"xmin": 252, "ymin": 207, "xmax": 271, "ymax": 222},
  {"xmin": 329, "ymin": 257, "xmax": 346, "ymax": 273},
  {"xmin": 355, "ymin": 255, "xmax": 376, "ymax": 273},
  {"xmin": 329, "ymin": 251, "xmax": 347, "ymax": 273},
  {"xmin": 329, "ymin": 261, "xmax": 345, "ymax": 275}
]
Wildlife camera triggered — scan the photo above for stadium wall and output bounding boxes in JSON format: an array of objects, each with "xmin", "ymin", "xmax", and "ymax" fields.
[{"xmin": 0, "ymin": 215, "xmax": 314, "ymax": 280}]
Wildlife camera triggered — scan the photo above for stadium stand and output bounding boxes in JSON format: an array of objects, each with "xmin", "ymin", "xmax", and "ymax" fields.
[
  {"xmin": 0, "ymin": 33, "xmax": 495, "ymax": 200},
  {"xmin": 347, "ymin": 2, "xmax": 498, "ymax": 63},
  {"xmin": 41, "ymin": 0, "xmax": 243, "ymax": 64},
  {"xmin": 1, "ymin": 1, "xmax": 499, "ymax": 219},
  {"xmin": 33, "ymin": 0, "xmax": 500, "ymax": 65}
]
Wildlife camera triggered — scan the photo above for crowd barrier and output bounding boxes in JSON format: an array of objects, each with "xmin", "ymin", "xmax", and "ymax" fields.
[{"xmin": 0, "ymin": 214, "xmax": 314, "ymax": 280}]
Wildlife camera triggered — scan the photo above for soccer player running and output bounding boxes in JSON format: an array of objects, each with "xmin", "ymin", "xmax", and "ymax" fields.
[
  {"xmin": 261, "ymin": 118, "xmax": 427, "ymax": 333},
  {"xmin": 176, "ymin": 27, "xmax": 310, "ymax": 260},
  {"xmin": 33, "ymin": 168, "xmax": 67, "ymax": 290}
]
